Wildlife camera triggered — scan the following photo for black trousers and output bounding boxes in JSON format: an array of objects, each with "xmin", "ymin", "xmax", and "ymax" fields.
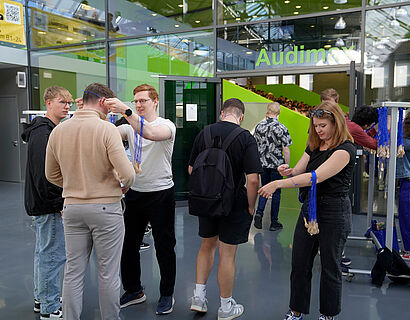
[
  {"xmin": 121, "ymin": 187, "xmax": 176, "ymax": 296},
  {"xmin": 290, "ymin": 194, "xmax": 352, "ymax": 317}
]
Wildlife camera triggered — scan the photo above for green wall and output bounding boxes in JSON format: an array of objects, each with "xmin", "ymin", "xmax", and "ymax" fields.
[
  {"xmin": 223, "ymin": 80, "xmax": 309, "ymax": 168},
  {"xmin": 254, "ymin": 83, "xmax": 348, "ymax": 112}
]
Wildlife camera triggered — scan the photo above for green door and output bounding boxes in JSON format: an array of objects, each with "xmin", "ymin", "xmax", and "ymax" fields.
[{"xmin": 163, "ymin": 78, "xmax": 220, "ymax": 200}]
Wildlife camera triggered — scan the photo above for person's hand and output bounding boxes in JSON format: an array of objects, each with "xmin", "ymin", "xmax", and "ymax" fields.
[
  {"xmin": 105, "ymin": 98, "xmax": 128, "ymax": 114},
  {"xmin": 75, "ymin": 97, "xmax": 83, "ymax": 109},
  {"xmin": 258, "ymin": 181, "xmax": 278, "ymax": 198},
  {"xmin": 278, "ymin": 164, "xmax": 293, "ymax": 177},
  {"xmin": 60, "ymin": 210, "xmax": 63, "ymax": 217},
  {"xmin": 248, "ymin": 207, "xmax": 255, "ymax": 216}
]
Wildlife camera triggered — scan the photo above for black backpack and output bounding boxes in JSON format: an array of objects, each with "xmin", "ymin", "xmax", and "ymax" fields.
[{"xmin": 189, "ymin": 125, "xmax": 245, "ymax": 217}]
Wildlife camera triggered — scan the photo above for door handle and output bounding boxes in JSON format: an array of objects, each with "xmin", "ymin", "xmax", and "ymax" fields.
[{"xmin": 12, "ymin": 140, "xmax": 18, "ymax": 147}]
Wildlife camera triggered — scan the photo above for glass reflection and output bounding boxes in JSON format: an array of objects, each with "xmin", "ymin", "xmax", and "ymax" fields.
[
  {"xmin": 109, "ymin": 31, "xmax": 214, "ymax": 101},
  {"xmin": 217, "ymin": 0, "xmax": 362, "ymax": 25},
  {"xmin": 364, "ymin": 6, "xmax": 409, "ymax": 103},
  {"xmin": 30, "ymin": 43, "xmax": 106, "ymax": 108},
  {"xmin": 28, "ymin": 0, "xmax": 105, "ymax": 48},
  {"xmin": 108, "ymin": 0, "xmax": 213, "ymax": 38},
  {"xmin": 217, "ymin": 12, "xmax": 361, "ymax": 72}
]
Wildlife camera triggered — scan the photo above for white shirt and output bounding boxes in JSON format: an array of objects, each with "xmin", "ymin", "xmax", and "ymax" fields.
[{"xmin": 117, "ymin": 117, "xmax": 176, "ymax": 192}]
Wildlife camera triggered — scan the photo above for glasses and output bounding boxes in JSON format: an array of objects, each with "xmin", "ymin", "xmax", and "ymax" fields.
[
  {"xmin": 309, "ymin": 109, "xmax": 333, "ymax": 119},
  {"xmin": 131, "ymin": 98, "xmax": 151, "ymax": 105},
  {"xmin": 56, "ymin": 100, "xmax": 73, "ymax": 107}
]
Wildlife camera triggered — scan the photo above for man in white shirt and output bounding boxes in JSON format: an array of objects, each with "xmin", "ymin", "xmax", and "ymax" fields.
[{"xmin": 106, "ymin": 84, "xmax": 177, "ymax": 315}]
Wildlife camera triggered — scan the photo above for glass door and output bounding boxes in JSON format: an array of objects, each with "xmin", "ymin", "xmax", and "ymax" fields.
[{"xmin": 160, "ymin": 77, "xmax": 221, "ymax": 200}]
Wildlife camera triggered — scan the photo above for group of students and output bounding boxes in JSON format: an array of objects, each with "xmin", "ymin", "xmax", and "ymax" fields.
[{"xmin": 24, "ymin": 82, "xmax": 408, "ymax": 320}]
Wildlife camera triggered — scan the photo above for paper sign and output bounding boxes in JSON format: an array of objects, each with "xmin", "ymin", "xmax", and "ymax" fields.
[
  {"xmin": 186, "ymin": 103, "xmax": 197, "ymax": 122},
  {"xmin": 0, "ymin": 0, "xmax": 26, "ymax": 46}
]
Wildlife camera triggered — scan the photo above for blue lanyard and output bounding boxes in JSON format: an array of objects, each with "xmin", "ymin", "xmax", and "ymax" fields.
[{"xmin": 134, "ymin": 116, "xmax": 144, "ymax": 164}]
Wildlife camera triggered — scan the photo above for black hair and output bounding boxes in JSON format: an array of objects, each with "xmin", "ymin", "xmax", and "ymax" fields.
[{"xmin": 351, "ymin": 105, "xmax": 378, "ymax": 127}]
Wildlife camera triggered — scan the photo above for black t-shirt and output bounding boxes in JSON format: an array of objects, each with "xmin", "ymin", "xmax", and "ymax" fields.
[
  {"xmin": 189, "ymin": 121, "xmax": 263, "ymax": 198},
  {"xmin": 301, "ymin": 140, "xmax": 356, "ymax": 197}
]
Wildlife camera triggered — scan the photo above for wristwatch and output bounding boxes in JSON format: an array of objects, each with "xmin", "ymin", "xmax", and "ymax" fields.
[{"xmin": 124, "ymin": 108, "xmax": 132, "ymax": 117}]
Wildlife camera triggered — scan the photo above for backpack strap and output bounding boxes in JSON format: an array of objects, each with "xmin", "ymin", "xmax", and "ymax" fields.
[
  {"xmin": 204, "ymin": 125, "xmax": 213, "ymax": 149},
  {"xmin": 222, "ymin": 127, "xmax": 245, "ymax": 151}
]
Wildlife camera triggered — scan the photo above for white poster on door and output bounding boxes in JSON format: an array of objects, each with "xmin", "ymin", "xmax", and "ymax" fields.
[{"xmin": 186, "ymin": 103, "xmax": 198, "ymax": 121}]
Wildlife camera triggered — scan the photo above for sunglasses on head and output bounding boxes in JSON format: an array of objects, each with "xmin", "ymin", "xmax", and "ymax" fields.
[{"xmin": 309, "ymin": 109, "xmax": 333, "ymax": 118}]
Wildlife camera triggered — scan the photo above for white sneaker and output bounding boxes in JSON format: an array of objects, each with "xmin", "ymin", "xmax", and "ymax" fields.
[
  {"xmin": 190, "ymin": 296, "xmax": 207, "ymax": 313},
  {"xmin": 40, "ymin": 309, "xmax": 63, "ymax": 319},
  {"xmin": 217, "ymin": 298, "xmax": 244, "ymax": 320}
]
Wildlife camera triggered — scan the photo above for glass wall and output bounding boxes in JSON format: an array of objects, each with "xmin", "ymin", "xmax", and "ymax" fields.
[
  {"xmin": 30, "ymin": 43, "xmax": 106, "ymax": 108},
  {"xmin": 108, "ymin": 0, "xmax": 213, "ymax": 38},
  {"xmin": 109, "ymin": 30, "xmax": 214, "ymax": 101},
  {"xmin": 217, "ymin": 12, "xmax": 362, "ymax": 72},
  {"xmin": 217, "ymin": 0, "xmax": 362, "ymax": 25},
  {"xmin": 364, "ymin": 5, "xmax": 409, "ymax": 103},
  {"xmin": 28, "ymin": 0, "xmax": 106, "ymax": 48}
]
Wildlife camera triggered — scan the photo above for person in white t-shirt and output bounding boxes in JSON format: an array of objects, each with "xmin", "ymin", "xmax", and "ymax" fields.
[{"xmin": 105, "ymin": 84, "xmax": 177, "ymax": 315}]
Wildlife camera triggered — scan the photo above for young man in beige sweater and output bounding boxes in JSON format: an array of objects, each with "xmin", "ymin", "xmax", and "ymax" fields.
[{"xmin": 45, "ymin": 83, "xmax": 135, "ymax": 320}]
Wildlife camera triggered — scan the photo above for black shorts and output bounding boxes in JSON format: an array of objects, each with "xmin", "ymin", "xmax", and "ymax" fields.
[{"xmin": 198, "ymin": 202, "xmax": 253, "ymax": 245}]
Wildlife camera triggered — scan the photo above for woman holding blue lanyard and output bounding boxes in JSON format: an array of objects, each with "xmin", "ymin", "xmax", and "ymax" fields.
[{"xmin": 259, "ymin": 101, "xmax": 356, "ymax": 320}]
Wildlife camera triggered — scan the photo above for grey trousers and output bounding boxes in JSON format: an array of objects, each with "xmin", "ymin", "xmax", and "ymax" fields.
[{"xmin": 62, "ymin": 202, "xmax": 124, "ymax": 320}]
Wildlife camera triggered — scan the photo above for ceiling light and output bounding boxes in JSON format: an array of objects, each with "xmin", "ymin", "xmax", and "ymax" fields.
[
  {"xmin": 323, "ymin": 6, "xmax": 329, "ymax": 9},
  {"xmin": 174, "ymin": 24, "xmax": 180, "ymax": 27},
  {"xmin": 293, "ymin": 11, "xmax": 299, "ymax": 14},
  {"xmin": 330, "ymin": 17, "xmax": 335, "ymax": 20},
  {"xmin": 252, "ymin": 15, "xmax": 258, "ymax": 18},
  {"xmin": 310, "ymin": 25, "xmax": 315, "ymax": 27},
  {"xmin": 334, "ymin": 17, "xmax": 346, "ymax": 29},
  {"xmin": 390, "ymin": 19, "xmax": 399, "ymax": 27},
  {"xmin": 284, "ymin": 0, "xmax": 290, "ymax": 3},
  {"xmin": 334, "ymin": 0, "xmax": 347, "ymax": 3},
  {"xmin": 335, "ymin": 38, "xmax": 345, "ymax": 47},
  {"xmin": 178, "ymin": 4, "xmax": 183, "ymax": 7},
  {"xmin": 295, "ymin": 5, "xmax": 301, "ymax": 8},
  {"xmin": 152, "ymin": 13, "xmax": 157, "ymax": 16},
  {"xmin": 395, "ymin": 8, "xmax": 407, "ymax": 18},
  {"xmin": 195, "ymin": 20, "xmax": 200, "ymax": 23},
  {"xmin": 235, "ymin": 17, "xmax": 241, "ymax": 21},
  {"xmin": 246, "ymin": 51, "xmax": 252, "ymax": 55},
  {"xmin": 66, "ymin": 37, "xmax": 73, "ymax": 41},
  {"xmin": 324, "ymin": 44, "xmax": 331, "ymax": 48}
]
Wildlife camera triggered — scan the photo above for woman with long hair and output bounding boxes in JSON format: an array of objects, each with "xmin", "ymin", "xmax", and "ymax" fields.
[{"xmin": 259, "ymin": 101, "xmax": 356, "ymax": 320}]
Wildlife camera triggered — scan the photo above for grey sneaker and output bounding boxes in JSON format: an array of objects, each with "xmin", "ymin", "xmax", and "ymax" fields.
[
  {"xmin": 217, "ymin": 298, "xmax": 244, "ymax": 320},
  {"xmin": 190, "ymin": 296, "xmax": 207, "ymax": 313},
  {"xmin": 284, "ymin": 310, "xmax": 303, "ymax": 320},
  {"xmin": 319, "ymin": 315, "xmax": 335, "ymax": 320}
]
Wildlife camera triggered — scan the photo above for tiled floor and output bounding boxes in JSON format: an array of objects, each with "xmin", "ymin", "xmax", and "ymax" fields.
[{"xmin": 0, "ymin": 181, "xmax": 409, "ymax": 320}]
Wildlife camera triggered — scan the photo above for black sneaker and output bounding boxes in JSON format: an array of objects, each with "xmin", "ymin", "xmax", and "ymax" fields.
[
  {"xmin": 34, "ymin": 299, "xmax": 40, "ymax": 313},
  {"xmin": 341, "ymin": 257, "xmax": 351, "ymax": 266},
  {"xmin": 341, "ymin": 264, "xmax": 349, "ymax": 276},
  {"xmin": 120, "ymin": 289, "xmax": 146, "ymax": 308},
  {"xmin": 156, "ymin": 295, "xmax": 175, "ymax": 315},
  {"xmin": 254, "ymin": 214, "xmax": 262, "ymax": 229},
  {"xmin": 140, "ymin": 242, "xmax": 150, "ymax": 251},
  {"xmin": 40, "ymin": 309, "xmax": 63, "ymax": 319},
  {"xmin": 269, "ymin": 221, "xmax": 283, "ymax": 231}
]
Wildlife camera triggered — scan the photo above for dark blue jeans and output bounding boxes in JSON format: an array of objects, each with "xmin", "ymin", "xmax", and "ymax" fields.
[{"xmin": 256, "ymin": 168, "xmax": 282, "ymax": 223}]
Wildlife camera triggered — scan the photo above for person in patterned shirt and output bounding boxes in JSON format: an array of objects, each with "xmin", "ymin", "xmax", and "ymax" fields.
[{"xmin": 253, "ymin": 102, "xmax": 292, "ymax": 231}]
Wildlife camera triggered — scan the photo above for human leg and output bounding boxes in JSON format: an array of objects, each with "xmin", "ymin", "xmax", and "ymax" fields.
[
  {"xmin": 269, "ymin": 170, "xmax": 282, "ymax": 225},
  {"xmin": 289, "ymin": 214, "xmax": 319, "ymax": 315},
  {"xmin": 255, "ymin": 168, "xmax": 270, "ymax": 217},
  {"xmin": 62, "ymin": 205, "xmax": 93, "ymax": 320},
  {"xmin": 89, "ymin": 202, "xmax": 124, "ymax": 320},
  {"xmin": 317, "ymin": 196, "xmax": 351, "ymax": 317},
  {"xmin": 33, "ymin": 213, "xmax": 66, "ymax": 315}
]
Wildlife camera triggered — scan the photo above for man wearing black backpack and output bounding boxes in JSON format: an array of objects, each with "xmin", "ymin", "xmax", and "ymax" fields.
[{"xmin": 188, "ymin": 98, "xmax": 262, "ymax": 320}]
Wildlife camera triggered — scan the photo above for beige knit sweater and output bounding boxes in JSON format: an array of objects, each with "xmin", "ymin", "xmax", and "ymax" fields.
[{"xmin": 45, "ymin": 108, "xmax": 135, "ymax": 205}]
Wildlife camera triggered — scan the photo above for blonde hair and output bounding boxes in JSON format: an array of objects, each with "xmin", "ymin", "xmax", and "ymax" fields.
[
  {"xmin": 308, "ymin": 101, "xmax": 353, "ymax": 150},
  {"xmin": 267, "ymin": 102, "xmax": 281, "ymax": 115},
  {"xmin": 43, "ymin": 86, "xmax": 72, "ymax": 102},
  {"xmin": 320, "ymin": 88, "xmax": 339, "ymax": 104}
]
